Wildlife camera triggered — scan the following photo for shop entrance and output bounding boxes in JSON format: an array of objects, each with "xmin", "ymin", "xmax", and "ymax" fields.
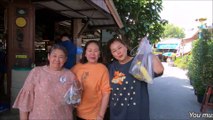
[{"xmin": 0, "ymin": 1, "xmax": 123, "ymax": 114}]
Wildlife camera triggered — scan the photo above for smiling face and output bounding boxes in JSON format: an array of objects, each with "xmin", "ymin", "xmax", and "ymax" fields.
[
  {"xmin": 48, "ymin": 49, "xmax": 67, "ymax": 71},
  {"xmin": 109, "ymin": 41, "xmax": 128, "ymax": 63},
  {"xmin": 85, "ymin": 42, "xmax": 100, "ymax": 64}
]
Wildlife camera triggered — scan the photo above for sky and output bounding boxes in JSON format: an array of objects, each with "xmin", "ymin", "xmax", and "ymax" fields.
[{"xmin": 160, "ymin": 0, "xmax": 213, "ymax": 32}]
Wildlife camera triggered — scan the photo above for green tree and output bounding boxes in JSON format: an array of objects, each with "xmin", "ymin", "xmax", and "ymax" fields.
[
  {"xmin": 187, "ymin": 29, "xmax": 213, "ymax": 99},
  {"xmin": 114, "ymin": 0, "xmax": 167, "ymax": 47},
  {"xmin": 162, "ymin": 24, "xmax": 185, "ymax": 39}
]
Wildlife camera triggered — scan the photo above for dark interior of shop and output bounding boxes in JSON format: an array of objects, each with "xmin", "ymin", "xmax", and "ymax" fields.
[
  {"xmin": 0, "ymin": 4, "xmax": 8, "ymax": 112},
  {"xmin": 35, "ymin": 8, "xmax": 72, "ymax": 66}
]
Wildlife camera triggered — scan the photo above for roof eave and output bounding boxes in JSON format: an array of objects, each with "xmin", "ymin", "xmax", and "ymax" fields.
[{"xmin": 104, "ymin": 0, "xmax": 123, "ymax": 29}]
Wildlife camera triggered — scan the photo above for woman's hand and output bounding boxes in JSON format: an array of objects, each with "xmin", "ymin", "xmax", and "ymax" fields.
[
  {"xmin": 96, "ymin": 114, "xmax": 104, "ymax": 120},
  {"xmin": 96, "ymin": 93, "xmax": 110, "ymax": 120},
  {"xmin": 152, "ymin": 55, "xmax": 164, "ymax": 74},
  {"xmin": 20, "ymin": 111, "xmax": 29, "ymax": 120}
]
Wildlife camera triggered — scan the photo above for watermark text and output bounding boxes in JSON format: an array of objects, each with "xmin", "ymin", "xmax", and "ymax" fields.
[{"xmin": 189, "ymin": 112, "xmax": 213, "ymax": 118}]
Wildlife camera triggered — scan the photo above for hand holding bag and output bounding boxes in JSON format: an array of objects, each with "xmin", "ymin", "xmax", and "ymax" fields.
[
  {"xmin": 64, "ymin": 79, "xmax": 82, "ymax": 106},
  {"xmin": 129, "ymin": 37, "xmax": 154, "ymax": 84}
]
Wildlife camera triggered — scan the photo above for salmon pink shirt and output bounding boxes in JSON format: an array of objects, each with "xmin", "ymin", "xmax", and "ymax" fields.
[{"xmin": 13, "ymin": 65, "xmax": 76, "ymax": 120}]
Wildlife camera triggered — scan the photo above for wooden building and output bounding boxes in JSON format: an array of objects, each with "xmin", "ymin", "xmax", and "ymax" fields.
[{"xmin": 0, "ymin": 0, "xmax": 123, "ymax": 108}]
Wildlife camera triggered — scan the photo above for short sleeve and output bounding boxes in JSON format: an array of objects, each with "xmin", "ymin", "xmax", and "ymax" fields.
[
  {"xmin": 100, "ymin": 67, "xmax": 111, "ymax": 94},
  {"xmin": 12, "ymin": 68, "xmax": 38, "ymax": 112},
  {"xmin": 71, "ymin": 63, "xmax": 79, "ymax": 73}
]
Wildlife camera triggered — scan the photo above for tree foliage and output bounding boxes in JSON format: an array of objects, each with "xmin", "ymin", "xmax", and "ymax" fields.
[
  {"xmin": 162, "ymin": 24, "xmax": 185, "ymax": 39},
  {"xmin": 114, "ymin": 0, "xmax": 167, "ymax": 47},
  {"xmin": 187, "ymin": 28, "xmax": 213, "ymax": 96}
]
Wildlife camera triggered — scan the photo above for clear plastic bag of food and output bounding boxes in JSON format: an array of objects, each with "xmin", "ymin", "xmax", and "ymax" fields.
[
  {"xmin": 129, "ymin": 37, "xmax": 154, "ymax": 84},
  {"xmin": 64, "ymin": 79, "xmax": 82, "ymax": 106}
]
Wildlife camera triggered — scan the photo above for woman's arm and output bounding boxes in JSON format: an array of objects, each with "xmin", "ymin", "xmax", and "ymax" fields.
[
  {"xmin": 97, "ymin": 93, "xmax": 110, "ymax": 120},
  {"xmin": 20, "ymin": 111, "xmax": 29, "ymax": 120},
  {"xmin": 152, "ymin": 55, "xmax": 164, "ymax": 74}
]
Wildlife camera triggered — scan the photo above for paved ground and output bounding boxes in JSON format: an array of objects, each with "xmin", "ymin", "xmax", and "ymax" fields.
[
  {"xmin": 0, "ymin": 62, "xmax": 212, "ymax": 120},
  {"xmin": 149, "ymin": 62, "xmax": 213, "ymax": 120},
  {"xmin": 0, "ymin": 109, "xmax": 19, "ymax": 120}
]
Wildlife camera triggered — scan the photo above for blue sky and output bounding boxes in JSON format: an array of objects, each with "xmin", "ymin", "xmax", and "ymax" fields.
[{"xmin": 160, "ymin": 0, "xmax": 212, "ymax": 30}]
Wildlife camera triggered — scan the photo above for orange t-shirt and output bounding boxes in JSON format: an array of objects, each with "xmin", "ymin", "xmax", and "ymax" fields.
[{"xmin": 71, "ymin": 63, "xmax": 111, "ymax": 119}]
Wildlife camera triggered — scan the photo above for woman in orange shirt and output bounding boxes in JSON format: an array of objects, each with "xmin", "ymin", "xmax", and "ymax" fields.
[{"xmin": 71, "ymin": 40, "xmax": 110, "ymax": 120}]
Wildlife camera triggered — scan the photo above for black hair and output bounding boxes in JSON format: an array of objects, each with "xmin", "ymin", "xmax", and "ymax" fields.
[
  {"xmin": 107, "ymin": 38, "xmax": 131, "ymax": 61},
  {"xmin": 80, "ymin": 40, "xmax": 102, "ymax": 64},
  {"xmin": 61, "ymin": 33, "xmax": 72, "ymax": 40}
]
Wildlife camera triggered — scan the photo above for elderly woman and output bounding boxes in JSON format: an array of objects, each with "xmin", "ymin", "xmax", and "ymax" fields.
[{"xmin": 13, "ymin": 44, "xmax": 78, "ymax": 120}]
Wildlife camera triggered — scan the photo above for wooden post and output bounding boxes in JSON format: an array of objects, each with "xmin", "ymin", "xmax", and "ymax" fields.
[
  {"xmin": 200, "ymin": 85, "xmax": 213, "ymax": 112},
  {"xmin": 7, "ymin": 1, "xmax": 34, "ymax": 106},
  {"xmin": 73, "ymin": 19, "xmax": 83, "ymax": 62}
]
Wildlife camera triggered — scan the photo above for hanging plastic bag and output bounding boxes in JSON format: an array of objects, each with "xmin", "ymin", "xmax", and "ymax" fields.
[
  {"xmin": 129, "ymin": 37, "xmax": 154, "ymax": 84},
  {"xmin": 64, "ymin": 79, "xmax": 82, "ymax": 106}
]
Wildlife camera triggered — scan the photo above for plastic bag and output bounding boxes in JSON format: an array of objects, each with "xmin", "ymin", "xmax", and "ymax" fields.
[
  {"xmin": 64, "ymin": 79, "xmax": 82, "ymax": 106},
  {"xmin": 129, "ymin": 37, "xmax": 154, "ymax": 84}
]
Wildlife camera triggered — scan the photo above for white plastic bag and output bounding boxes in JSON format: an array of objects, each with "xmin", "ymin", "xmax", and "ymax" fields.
[
  {"xmin": 129, "ymin": 37, "xmax": 154, "ymax": 84},
  {"xmin": 64, "ymin": 80, "xmax": 82, "ymax": 106}
]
